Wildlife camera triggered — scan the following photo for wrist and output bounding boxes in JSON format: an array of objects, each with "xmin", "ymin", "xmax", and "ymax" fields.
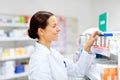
[{"xmin": 84, "ymin": 46, "xmax": 90, "ymax": 52}]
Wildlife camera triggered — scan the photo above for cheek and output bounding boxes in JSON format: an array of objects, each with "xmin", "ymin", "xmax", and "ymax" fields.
[
  {"xmin": 45, "ymin": 29, "xmax": 57, "ymax": 38},
  {"xmin": 48, "ymin": 29, "xmax": 56, "ymax": 35},
  {"xmin": 49, "ymin": 32, "xmax": 57, "ymax": 39},
  {"xmin": 45, "ymin": 30, "xmax": 54, "ymax": 37}
]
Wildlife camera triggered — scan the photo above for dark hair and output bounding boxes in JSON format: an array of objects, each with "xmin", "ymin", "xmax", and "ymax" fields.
[{"xmin": 28, "ymin": 11, "xmax": 54, "ymax": 39}]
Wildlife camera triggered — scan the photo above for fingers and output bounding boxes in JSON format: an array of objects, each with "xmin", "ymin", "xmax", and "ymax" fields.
[
  {"xmin": 95, "ymin": 36, "xmax": 98, "ymax": 40},
  {"xmin": 92, "ymin": 31, "xmax": 99, "ymax": 38},
  {"xmin": 84, "ymin": 31, "xmax": 99, "ymax": 52}
]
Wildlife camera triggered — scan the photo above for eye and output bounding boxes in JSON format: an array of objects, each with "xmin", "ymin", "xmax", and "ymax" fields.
[{"xmin": 52, "ymin": 24, "xmax": 57, "ymax": 28}]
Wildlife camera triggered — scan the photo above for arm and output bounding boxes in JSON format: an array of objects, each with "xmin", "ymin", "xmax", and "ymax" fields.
[
  {"xmin": 65, "ymin": 31, "xmax": 98, "ymax": 77},
  {"xmin": 65, "ymin": 49, "xmax": 95, "ymax": 77}
]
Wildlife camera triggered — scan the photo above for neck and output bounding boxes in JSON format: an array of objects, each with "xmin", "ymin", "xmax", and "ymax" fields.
[{"xmin": 38, "ymin": 40, "xmax": 51, "ymax": 49}]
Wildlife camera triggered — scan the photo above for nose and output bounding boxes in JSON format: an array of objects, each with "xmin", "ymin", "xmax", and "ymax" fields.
[{"xmin": 57, "ymin": 26, "xmax": 61, "ymax": 32}]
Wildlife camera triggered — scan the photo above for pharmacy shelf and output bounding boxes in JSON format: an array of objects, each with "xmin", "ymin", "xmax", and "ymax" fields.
[
  {"xmin": 0, "ymin": 72, "xmax": 28, "ymax": 80},
  {"xmin": 0, "ymin": 23, "xmax": 28, "ymax": 28},
  {"xmin": 0, "ymin": 14, "xmax": 32, "ymax": 80},
  {"xmin": 0, "ymin": 37, "xmax": 33, "ymax": 41},
  {"xmin": 0, "ymin": 55, "xmax": 30, "ymax": 62},
  {"xmin": 86, "ymin": 72, "xmax": 100, "ymax": 80}
]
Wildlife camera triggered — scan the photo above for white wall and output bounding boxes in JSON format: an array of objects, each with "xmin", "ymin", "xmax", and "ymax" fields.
[
  {"xmin": 0, "ymin": 0, "xmax": 92, "ymax": 34},
  {"xmin": 1, "ymin": 0, "xmax": 120, "ymax": 33},
  {"xmin": 91, "ymin": 0, "xmax": 120, "ymax": 32}
]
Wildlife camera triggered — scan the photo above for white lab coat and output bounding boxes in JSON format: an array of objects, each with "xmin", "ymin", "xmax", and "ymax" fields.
[{"xmin": 28, "ymin": 42, "xmax": 95, "ymax": 80}]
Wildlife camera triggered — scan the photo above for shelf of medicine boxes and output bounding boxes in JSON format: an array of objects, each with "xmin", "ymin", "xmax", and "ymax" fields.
[
  {"xmin": 86, "ymin": 58, "xmax": 112, "ymax": 80},
  {"xmin": 0, "ymin": 23, "xmax": 33, "ymax": 41},
  {"xmin": 89, "ymin": 34, "xmax": 119, "ymax": 79},
  {"xmin": 0, "ymin": 23, "xmax": 34, "ymax": 61},
  {"xmin": 0, "ymin": 53, "xmax": 30, "ymax": 80},
  {"xmin": 0, "ymin": 18, "xmax": 31, "ymax": 79},
  {"xmin": 86, "ymin": 54, "xmax": 118, "ymax": 80},
  {"xmin": 0, "ymin": 24, "xmax": 31, "ymax": 79}
]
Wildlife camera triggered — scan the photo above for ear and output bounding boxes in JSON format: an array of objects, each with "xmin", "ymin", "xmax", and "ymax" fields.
[{"xmin": 38, "ymin": 28, "xmax": 44, "ymax": 35}]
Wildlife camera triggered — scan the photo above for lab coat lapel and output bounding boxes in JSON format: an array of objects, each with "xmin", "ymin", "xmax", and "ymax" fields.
[{"xmin": 48, "ymin": 49, "xmax": 67, "ymax": 80}]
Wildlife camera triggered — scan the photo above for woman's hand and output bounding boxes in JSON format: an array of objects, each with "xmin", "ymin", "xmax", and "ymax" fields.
[{"xmin": 84, "ymin": 31, "xmax": 99, "ymax": 52}]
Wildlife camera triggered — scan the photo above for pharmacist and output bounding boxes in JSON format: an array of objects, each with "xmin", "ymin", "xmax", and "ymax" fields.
[{"xmin": 28, "ymin": 11, "xmax": 98, "ymax": 80}]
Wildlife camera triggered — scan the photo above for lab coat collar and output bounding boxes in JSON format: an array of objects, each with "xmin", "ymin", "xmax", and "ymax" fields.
[{"xmin": 35, "ymin": 41, "xmax": 52, "ymax": 54}]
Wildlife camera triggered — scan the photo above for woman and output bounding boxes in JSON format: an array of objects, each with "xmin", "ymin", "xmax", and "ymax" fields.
[{"xmin": 28, "ymin": 11, "xmax": 98, "ymax": 80}]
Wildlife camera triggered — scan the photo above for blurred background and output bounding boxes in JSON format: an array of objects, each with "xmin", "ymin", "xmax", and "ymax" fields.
[{"xmin": 0, "ymin": 0, "xmax": 120, "ymax": 80}]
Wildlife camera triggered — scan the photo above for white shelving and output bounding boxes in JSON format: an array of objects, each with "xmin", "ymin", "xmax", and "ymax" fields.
[
  {"xmin": 0, "ymin": 53, "xmax": 30, "ymax": 80},
  {"xmin": 0, "ymin": 14, "xmax": 33, "ymax": 80},
  {"xmin": 0, "ymin": 23, "xmax": 29, "ymax": 28},
  {"xmin": 0, "ymin": 72, "xmax": 28, "ymax": 80},
  {"xmin": 0, "ymin": 37, "xmax": 33, "ymax": 41},
  {"xmin": 86, "ymin": 72, "xmax": 100, "ymax": 80},
  {"xmin": 0, "ymin": 55, "xmax": 30, "ymax": 62}
]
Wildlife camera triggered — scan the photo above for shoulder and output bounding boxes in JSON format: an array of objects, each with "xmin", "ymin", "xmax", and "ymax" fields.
[
  {"xmin": 51, "ymin": 48, "xmax": 59, "ymax": 53},
  {"xmin": 51, "ymin": 48, "xmax": 60, "ymax": 55},
  {"xmin": 30, "ymin": 49, "xmax": 50, "ymax": 64}
]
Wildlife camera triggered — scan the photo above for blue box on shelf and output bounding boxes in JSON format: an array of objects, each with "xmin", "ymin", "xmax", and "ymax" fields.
[{"xmin": 15, "ymin": 65, "xmax": 25, "ymax": 73}]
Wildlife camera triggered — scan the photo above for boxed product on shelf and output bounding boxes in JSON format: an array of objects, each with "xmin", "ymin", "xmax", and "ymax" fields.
[
  {"xmin": 89, "ymin": 63, "xmax": 118, "ymax": 80},
  {"xmin": 78, "ymin": 33, "xmax": 111, "ymax": 57},
  {"xmin": 8, "ymin": 29, "xmax": 28, "ymax": 37},
  {"xmin": 15, "ymin": 47, "xmax": 25, "ymax": 56},
  {"xmin": 15, "ymin": 65, "xmax": 25, "ymax": 73},
  {"xmin": 0, "ymin": 30, "xmax": 7, "ymax": 37},
  {"xmin": 1, "ymin": 45, "xmax": 34, "ymax": 58},
  {"xmin": 0, "ymin": 14, "xmax": 31, "ymax": 24},
  {"xmin": 0, "ymin": 60, "xmax": 15, "ymax": 76}
]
